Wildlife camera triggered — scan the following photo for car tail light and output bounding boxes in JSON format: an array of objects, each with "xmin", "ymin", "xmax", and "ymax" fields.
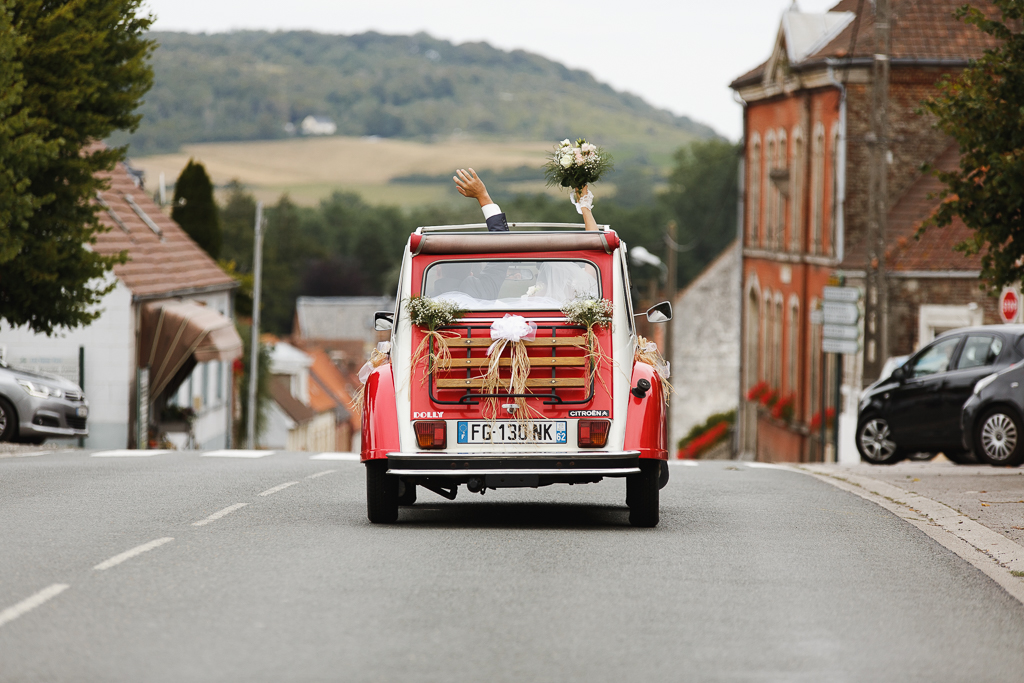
[
  {"xmin": 578, "ymin": 420, "xmax": 610, "ymax": 448},
  {"xmin": 414, "ymin": 420, "xmax": 447, "ymax": 449}
]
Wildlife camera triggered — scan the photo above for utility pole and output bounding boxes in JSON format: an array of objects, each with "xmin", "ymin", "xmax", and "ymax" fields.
[
  {"xmin": 246, "ymin": 201, "xmax": 265, "ymax": 450},
  {"xmin": 865, "ymin": 0, "xmax": 891, "ymax": 380}
]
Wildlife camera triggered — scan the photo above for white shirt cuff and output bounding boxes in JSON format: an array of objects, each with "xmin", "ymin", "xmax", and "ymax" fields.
[{"xmin": 481, "ymin": 203, "xmax": 502, "ymax": 219}]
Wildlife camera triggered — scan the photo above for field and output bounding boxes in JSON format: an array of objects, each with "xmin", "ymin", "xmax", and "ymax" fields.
[{"xmin": 130, "ymin": 136, "xmax": 566, "ymax": 208}]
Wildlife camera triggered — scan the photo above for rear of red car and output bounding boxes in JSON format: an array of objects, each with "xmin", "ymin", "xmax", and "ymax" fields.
[{"xmin": 361, "ymin": 226, "xmax": 669, "ymax": 526}]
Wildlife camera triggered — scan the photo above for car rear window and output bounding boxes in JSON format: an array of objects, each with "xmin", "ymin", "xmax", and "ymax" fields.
[
  {"xmin": 422, "ymin": 259, "xmax": 600, "ymax": 310},
  {"xmin": 956, "ymin": 335, "xmax": 1003, "ymax": 370}
]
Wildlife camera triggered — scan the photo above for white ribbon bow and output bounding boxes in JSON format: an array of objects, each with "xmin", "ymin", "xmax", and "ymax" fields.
[
  {"xmin": 357, "ymin": 341, "xmax": 392, "ymax": 383},
  {"xmin": 487, "ymin": 314, "xmax": 537, "ymax": 356}
]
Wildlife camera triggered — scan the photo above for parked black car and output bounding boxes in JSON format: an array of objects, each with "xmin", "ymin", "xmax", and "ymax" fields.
[
  {"xmin": 961, "ymin": 359, "xmax": 1024, "ymax": 466},
  {"xmin": 857, "ymin": 325, "xmax": 1024, "ymax": 464}
]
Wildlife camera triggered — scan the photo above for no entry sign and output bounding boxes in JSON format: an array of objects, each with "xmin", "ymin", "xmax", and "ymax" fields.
[{"xmin": 1000, "ymin": 288, "xmax": 1020, "ymax": 324}]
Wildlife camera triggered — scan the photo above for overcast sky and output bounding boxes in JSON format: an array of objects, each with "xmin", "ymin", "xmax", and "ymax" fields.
[{"xmin": 144, "ymin": 0, "xmax": 843, "ymax": 141}]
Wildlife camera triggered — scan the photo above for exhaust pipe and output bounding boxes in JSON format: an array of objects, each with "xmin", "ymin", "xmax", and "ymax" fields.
[{"xmin": 467, "ymin": 477, "xmax": 484, "ymax": 493}]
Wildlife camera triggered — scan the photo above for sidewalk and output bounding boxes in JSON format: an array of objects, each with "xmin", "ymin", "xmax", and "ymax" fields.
[{"xmin": 804, "ymin": 458, "xmax": 1024, "ymax": 547}]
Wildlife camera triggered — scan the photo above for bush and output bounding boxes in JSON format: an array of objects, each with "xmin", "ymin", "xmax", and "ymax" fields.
[{"xmin": 678, "ymin": 410, "xmax": 735, "ymax": 459}]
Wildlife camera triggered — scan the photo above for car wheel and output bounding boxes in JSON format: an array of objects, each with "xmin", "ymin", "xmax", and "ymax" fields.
[
  {"xmin": 627, "ymin": 460, "xmax": 660, "ymax": 528},
  {"xmin": 0, "ymin": 397, "xmax": 17, "ymax": 443},
  {"xmin": 366, "ymin": 460, "xmax": 399, "ymax": 523},
  {"xmin": 856, "ymin": 417, "xmax": 902, "ymax": 465},
  {"xmin": 397, "ymin": 480, "xmax": 417, "ymax": 506},
  {"xmin": 974, "ymin": 408, "xmax": 1024, "ymax": 467}
]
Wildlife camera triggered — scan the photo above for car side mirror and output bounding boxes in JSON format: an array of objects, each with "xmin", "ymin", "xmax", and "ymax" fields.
[
  {"xmin": 646, "ymin": 301, "xmax": 672, "ymax": 324},
  {"xmin": 891, "ymin": 365, "xmax": 907, "ymax": 382},
  {"xmin": 374, "ymin": 311, "xmax": 394, "ymax": 331}
]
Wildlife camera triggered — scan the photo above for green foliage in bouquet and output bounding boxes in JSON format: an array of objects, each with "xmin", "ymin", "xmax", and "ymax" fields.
[{"xmin": 544, "ymin": 138, "xmax": 614, "ymax": 192}]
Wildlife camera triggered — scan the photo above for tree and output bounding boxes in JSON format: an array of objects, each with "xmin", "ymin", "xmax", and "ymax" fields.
[
  {"xmin": 172, "ymin": 158, "xmax": 222, "ymax": 258},
  {"xmin": 662, "ymin": 139, "xmax": 740, "ymax": 288},
  {"xmin": 921, "ymin": 0, "xmax": 1024, "ymax": 291},
  {"xmin": 0, "ymin": 0, "xmax": 153, "ymax": 335}
]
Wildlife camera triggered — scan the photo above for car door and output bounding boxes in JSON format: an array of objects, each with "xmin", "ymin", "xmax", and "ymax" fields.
[
  {"xmin": 886, "ymin": 335, "xmax": 963, "ymax": 449},
  {"xmin": 939, "ymin": 333, "xmax": 1006, "ymax": 442}
]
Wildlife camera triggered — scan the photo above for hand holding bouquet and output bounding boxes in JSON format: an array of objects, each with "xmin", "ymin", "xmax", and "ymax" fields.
[{"xmin": 544, "ymin": 138, "xmax": 613, "ymax": 194}]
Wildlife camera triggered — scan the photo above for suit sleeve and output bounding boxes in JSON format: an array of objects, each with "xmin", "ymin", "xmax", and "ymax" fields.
[{"xmin": 485, "ymin": 212, "xmax": 509, "ymax": 232}]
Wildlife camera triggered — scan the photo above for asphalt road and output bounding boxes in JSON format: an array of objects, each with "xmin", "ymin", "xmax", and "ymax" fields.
[{"xmin": 2, "ymin": 451, "xmax": 1024, "ymax": 682}]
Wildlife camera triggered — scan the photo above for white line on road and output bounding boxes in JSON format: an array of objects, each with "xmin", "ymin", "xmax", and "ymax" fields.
[
  {"xmin": 94, "ymin": 537, "xmax": 174, "ymax": 571},
  {"xmin": 91, "ymin": 449, "xmax": 172, "ymax": 457},
  {"xmin": 203, "ymin": 449, "xmax": 275, "ymax": 458},
  {"xmin": 306, "ymin": 469, "xmax": 337, "ymax": 479},
  {"xmin": 668, "ymin": 460, "xmax": 698, "ymax": 467},
  {"xmin": 192, "ymin": 503, "xmax": 248, "ymax": 527},
  {"xmin": 310, "ymin": 452, "xmax": 360, "ymax": 461},
  {"xmin": 0, "ymin": 584, "xmax": 69, "ymax": 629},
  {"xmin": 745, "ymin": 462, "xmax": 789, "ymax": 469},
  {"xmin": 258, "ymin": 481, "xmax": 298, "ymax": 497}
]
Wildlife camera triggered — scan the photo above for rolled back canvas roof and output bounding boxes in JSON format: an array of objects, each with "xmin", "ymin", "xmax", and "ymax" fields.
[
  {"xmin": 140, "ymin": 300, "xmax": 243, "ymax": 399},
  {"xmin": 413, "ymin": 231, "xmax": 615, "ymax": 255}
]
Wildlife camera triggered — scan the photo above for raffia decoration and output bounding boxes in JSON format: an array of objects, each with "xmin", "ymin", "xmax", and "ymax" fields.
[
  {"xmin": 562, "ymin": 297, "xmax": 615, "ymax": 396},
  {"xmin": 634, "ymin": 336, "xmax": 673, "ymax": 404},
  {"xmin": 351, "ymin": 341, "xmax": 392, "ymax": 413},
  {"xmin": 405, "ymin": 297, "xmax": 465, "ymax": 385},
  {"xmin": 479, "ymin": 315, "xmax": 542, "ymax": 428}
]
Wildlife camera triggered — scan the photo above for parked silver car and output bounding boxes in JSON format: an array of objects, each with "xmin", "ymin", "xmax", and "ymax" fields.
[{"xmin": 0, "ymin": 358, "xmax": 88, "ymax": 443}]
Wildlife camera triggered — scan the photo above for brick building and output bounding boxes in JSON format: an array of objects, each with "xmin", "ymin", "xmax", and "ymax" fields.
[{"xmin": 730, "ymin": 0, "xmax": 1000, "ymax": 462}]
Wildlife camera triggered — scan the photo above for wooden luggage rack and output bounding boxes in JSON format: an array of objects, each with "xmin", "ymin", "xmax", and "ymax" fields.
[{"xmin": 428, "ymin": 323, "xmax": 595, "ymax": 405}]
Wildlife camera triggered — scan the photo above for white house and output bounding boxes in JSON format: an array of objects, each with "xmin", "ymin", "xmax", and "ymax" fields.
[
  {"xmin": 0, "ymin": 158, "xmax": 241, "ymax": 450},
  {"xmin": 262, "ymin": 340, "xmax": 334, "ymax": 452},
  {"xmin": 300, "ymin": 115, "xmax": 337, "ymax": 136}
]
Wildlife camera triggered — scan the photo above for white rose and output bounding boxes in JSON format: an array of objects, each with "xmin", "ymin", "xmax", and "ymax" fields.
[
  {"xmin": 582, "ymin": 143, "xmax": 596, "ymax": 153},
  {"xmin": 560, "ymin": 153, "xmax": 573, "ymax": 168},
  {"xmin": 560, "ymin": 139, "xmax": 571, "ymax": 146}
]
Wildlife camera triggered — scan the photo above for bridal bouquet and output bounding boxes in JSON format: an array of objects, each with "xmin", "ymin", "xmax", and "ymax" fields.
[{"xmin": 544, "ymin": 138, "xmax": 613, "ymax": 193}]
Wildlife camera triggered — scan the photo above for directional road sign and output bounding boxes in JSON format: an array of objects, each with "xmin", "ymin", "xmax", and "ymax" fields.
[
  {"xmin": 822, "ymin": 301, "xmax": 859, "ymax": 325},
  {"xmin": 823, "ymin": 286, "xmax": 861, "ymax": 303},
  {"xmin": 823, "ymin": 324, "xmax": 859, "ymax": 340},
  {"xmin": 822, "ymin": 338, "xmax": 860, "ymax": 354}
]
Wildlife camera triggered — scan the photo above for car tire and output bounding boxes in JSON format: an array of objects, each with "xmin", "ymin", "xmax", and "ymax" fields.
[
  {"xmin": 627, "ymin": 460, "xmax": 660, "ymax": 528},
  {"xmin": 0, "ymin": 397, "xmax": 17, "ymax": 443},
  {"xmin": 856, "ymin": 416, "xmax": 903, "ymax": 465},
  {"xmin": 974, "ymin": 408, "xmax": 1024, "ymax": 467},
  {"xmin": 942, "ymin": 449, "xmax": 977, "ymax": 465},
  {"xmin": 366, "ymin": 460, "xmax": 399, "ymax": 523},
  {"xmin": 397, "ymin": 480, "xmax": 417, "ymax": 506}
]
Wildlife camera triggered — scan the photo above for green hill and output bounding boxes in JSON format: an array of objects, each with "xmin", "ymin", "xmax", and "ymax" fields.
[{"xmin": 112, "ymin": 31, "xmax": 721, "ymax": 158}]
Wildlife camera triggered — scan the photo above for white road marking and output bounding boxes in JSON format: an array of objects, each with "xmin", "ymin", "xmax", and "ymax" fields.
[
  {"xmin": 91, "ymin": 449, "xmax": 172, "ymax": 457},
  {"xmin": 258, "ymin": 481, "xmax": 298, "ymax": 497},
  {"xmin": 306, "ymin": 469, "xmax": 338, "ymax": 479},
  {"xmin": 16, "ymin": 451, "xmax": 50, "ymax": 457},
  {"xmin": 310, "ymin": 452, "xmax": 360, "ymax": 461},
  {"xmin": 668, "ymin": 460, "xmax": 698, "ymax": 467},
  {"xmin": 192, "ymin": 503, "xmax": 248, "ymax": 527},
  {"xmin": 745, "ymin": 462, "xmax": 788, "ymax": 469},
  {"xmin": 94, "ymin": 537, "xmax": 174, "ymax": 571},
  {"xmin": 202, "ymin": 449, "xmax": 274, "ymax": 458},
  {"xmin": 0, "ymin": 584, "xmax": 69, "ymax": 629}
]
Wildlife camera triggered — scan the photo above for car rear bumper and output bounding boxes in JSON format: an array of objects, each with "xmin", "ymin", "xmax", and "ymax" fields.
[{"xmin": 386, "ymin": 450, "xmax": 640, "ymax": 478}]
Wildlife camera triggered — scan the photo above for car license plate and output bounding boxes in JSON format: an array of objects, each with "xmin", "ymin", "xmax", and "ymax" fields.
[
  {"xmin": 76, "ymin": 407, "xmax": 88, "ymax": 417},
  {"xmin": 457, "ymin": 421, "xmax": 567, "ymax": 444}
]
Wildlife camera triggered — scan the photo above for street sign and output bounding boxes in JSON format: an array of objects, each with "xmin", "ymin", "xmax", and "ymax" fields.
[
  {"xmin": 823, "ymin": 286, "xmax": 860, "ymax": 303},
  {"xmin": 823, "ymin": 324, "xmax": 859, "ymax": 340},
  {"xmin": 822, "ymin": 338, "xmax": 859, "ymax": 354},
  {"xmin": 822, "ymin": 301, "xmax": 859, "ymax": 325},
  {"xmin": 1000, "ymin": 287, "xmax": 1020, "ymax": 324}
]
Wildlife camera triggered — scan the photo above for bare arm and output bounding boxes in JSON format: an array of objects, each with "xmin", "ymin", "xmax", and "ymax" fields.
[{"xmin": 453, "ymin": 168, "xmax": 494, "ymax": 207}]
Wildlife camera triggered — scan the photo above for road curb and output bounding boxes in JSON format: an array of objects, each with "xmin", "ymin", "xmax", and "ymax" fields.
[{"xmin": 790, "ymin": 464, "xmax": 1024, "ymax": 606}]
